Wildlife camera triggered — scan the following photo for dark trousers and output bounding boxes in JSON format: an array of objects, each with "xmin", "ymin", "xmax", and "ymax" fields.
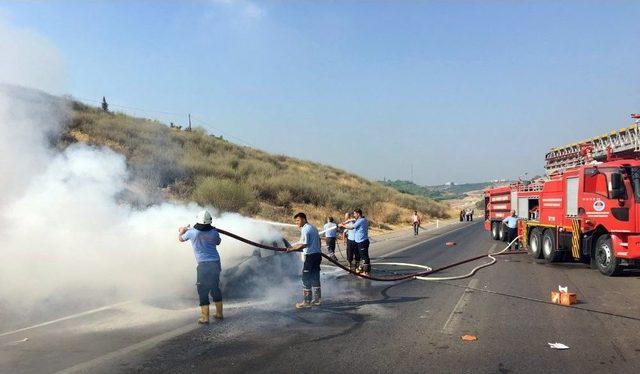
[
  {"xmin": 302, "ymin": 253, "xmax": 322, "ymax": 290},
  {"xmin": 326, "ymin": 237, "xmax": 336, "ymax": 254},
  {"xmin": 346, "ymin": 239, "xmax": 360, "ymax": 263},
  {"xmin": 357, "ymin": 239, "xmax": 371, "ymax": 271},
  {"xmin": 196, "ymin": 261, "xmax": 222, "ymax": 306},
  {"xmin": 413, "ymin": 222, "xmax": 419, "ymax": 235},
  {"xmin": 506, "ymin": 227, "xmax": 517, "ymax": 246}
]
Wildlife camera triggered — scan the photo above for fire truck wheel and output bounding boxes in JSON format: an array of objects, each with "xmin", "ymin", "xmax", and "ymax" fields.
[
  {"xmin": 542, "ymin": 229, "xmax": 560, "ymax": 263},
  {"xmin": 528, "ymin": 228, "xmax": 543, "ymax": 259},
  {"xmin": 595, "ymin": 235, "xmax": 622, "ymax": 276},
  {"xmin": 498, "ymin": 223, "xmax": 506, "ymax": 241},
  {"xmin": 490, "ymin": 222, "xmax": 500, "ymax": 240}
]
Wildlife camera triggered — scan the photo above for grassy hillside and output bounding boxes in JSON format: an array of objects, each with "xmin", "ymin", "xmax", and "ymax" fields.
[
  {"xmin": 62, "ymin": 102, "xmax": 450, "ymax": 228},
  {"xmin": 380, "ymin": 180, "xmax": 492, "ymax": 201}
]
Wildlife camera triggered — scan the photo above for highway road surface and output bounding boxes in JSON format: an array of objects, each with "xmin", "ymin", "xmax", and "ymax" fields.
[{"xmin": 3, "ymin": 220, "xmax": 640, "ymax": 373}]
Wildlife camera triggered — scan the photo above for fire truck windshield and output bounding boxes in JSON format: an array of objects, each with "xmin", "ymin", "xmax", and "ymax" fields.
[{"xmin": 630, "ymin": 167, "xmax": 640, "ymax": 202}]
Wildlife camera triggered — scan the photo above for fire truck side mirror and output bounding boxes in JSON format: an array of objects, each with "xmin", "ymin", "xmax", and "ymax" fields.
[{"xmin": 610, "ymin": 172, "xmax": 625, "ymax": 199}]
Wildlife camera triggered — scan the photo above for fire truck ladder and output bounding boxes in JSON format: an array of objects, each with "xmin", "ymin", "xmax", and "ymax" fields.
[{"xmin": 544, "ymin": 116, "xmax": 640, "ymax": 174}]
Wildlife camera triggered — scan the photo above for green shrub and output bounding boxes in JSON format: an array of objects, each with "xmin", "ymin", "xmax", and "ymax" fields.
[{"xmin": 191, "ymin": 178, "xmax": 257, "ymax": 213}]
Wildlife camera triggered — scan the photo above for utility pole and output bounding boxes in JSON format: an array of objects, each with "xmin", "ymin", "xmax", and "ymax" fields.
[
  {"xmin": 188, "ymin": 113, "xmax": 192, "ymax": 132},
  {"xmin": 410, "ymin": 164, "xmax": 414, "ymax": 182}
]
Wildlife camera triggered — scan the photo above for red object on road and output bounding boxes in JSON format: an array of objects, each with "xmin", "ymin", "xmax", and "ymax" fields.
[{"xmin": 445, "ymin": 241, "xmax": 456, "ymax": 247}]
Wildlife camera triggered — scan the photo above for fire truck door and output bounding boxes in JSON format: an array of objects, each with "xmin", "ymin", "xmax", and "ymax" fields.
[
  {"xmin": 511, "ymin": 191, "xmax": 518, "ymax": 216},
  {"xmin": 566, "ymin": 177, "xmax": 579, "ymax": 216}
]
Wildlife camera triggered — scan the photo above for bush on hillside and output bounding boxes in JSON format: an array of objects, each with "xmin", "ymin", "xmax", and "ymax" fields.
[{"xmin": 191, "ymin": 177, "xmax": 258, "ymax": 214}]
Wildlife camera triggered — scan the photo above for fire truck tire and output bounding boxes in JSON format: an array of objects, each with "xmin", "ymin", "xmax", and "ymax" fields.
[
  {"xmin": 490, "ymin": 222, "xmax": 500, "ymax": 240},
  {"xmin": 542, "ymin": 229, "xmax": 560, "ymax": 263},
  {"xmin": 498, "ymin": 223, "xmax": 506, "ymax": 241},
  {"xmin": 528, "ymin": 228, "xmax": 543, "ymax": 259},
  {"xmin": 595, "ymin": 235, "xmax": 622, "ymax": 276}
]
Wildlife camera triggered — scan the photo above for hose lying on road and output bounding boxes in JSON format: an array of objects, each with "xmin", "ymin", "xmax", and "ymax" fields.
[{"xmin": 216, "ymin": 227, "xmax": 524, "ymax": 282}]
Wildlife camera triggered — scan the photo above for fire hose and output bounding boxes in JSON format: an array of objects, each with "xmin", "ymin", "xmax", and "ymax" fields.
[{"xmin": 216, "ymin": 227, "xmax": 524, "ymax": 282}]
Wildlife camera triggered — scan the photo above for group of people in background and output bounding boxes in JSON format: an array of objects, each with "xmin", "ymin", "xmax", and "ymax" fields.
[
  {"xmin": 288, "ymin": 209, "xmax": 371, "ymax": 309},
  {"xmin": 460, "ymin": 208, "xmax": 474, "ymax": 222}
]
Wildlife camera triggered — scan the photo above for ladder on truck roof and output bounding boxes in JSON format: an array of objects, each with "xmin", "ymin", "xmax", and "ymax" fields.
[{"xmin": 544, "ymin": 115, "xmax": 640, "ymax": 174}]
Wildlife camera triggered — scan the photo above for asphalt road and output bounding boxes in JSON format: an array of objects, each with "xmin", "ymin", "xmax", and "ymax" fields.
[{"xmin": 3, "ymin": 220, "xmax": 640, "ymax": 373}]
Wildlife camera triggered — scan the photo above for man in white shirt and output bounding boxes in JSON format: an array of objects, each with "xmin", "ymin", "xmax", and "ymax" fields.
[
  {"xmin": 323, "ymin": 217, "xmax": 338, "ymax": 261},
  {"xmin": 502, "ymin": 210, "xmax": 519, "ymax": 249}
]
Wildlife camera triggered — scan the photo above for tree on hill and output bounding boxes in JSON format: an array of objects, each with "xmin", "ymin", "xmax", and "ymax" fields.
[{"xmin": 101, "ymin": 97, "xmax": 109, "ymax": 112}]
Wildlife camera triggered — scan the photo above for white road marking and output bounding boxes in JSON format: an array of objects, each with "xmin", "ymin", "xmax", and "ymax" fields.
[
  {"xmin": 0, "ymin": 299, "xmax": 273, "ymax": 339},
  {"xmin": 54, "ymin": 324, "xmax": 197, "ymax": 374},
  {"xmin": 441, "ymin": 278, "xmax": 479, "ymax": 334},
  {"xmin": 0, "ymin": 301, "xmax": 133, "ymax": 338}
]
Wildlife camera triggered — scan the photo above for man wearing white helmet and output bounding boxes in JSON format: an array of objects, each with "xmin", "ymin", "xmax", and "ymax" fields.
[{"xmin": 178, "ymin": 210, "xmax": 223, "ymax": 324}]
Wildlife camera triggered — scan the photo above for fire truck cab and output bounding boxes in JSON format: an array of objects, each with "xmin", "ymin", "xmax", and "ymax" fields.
[{"xmin": 485, "ymin": 121, "xmax": 640, "ymax": 276}]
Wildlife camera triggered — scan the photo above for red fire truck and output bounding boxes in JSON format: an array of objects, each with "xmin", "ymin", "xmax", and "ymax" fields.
[{"xmin": 484, "ymin": 116, "xmax": 640, "ymax": 276}]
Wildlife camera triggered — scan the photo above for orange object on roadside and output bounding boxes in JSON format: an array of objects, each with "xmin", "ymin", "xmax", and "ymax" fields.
[
  {"xmin": 461, "ymin": 335, "xmax": 477, "ymax": 342},
  {"xmin": 550, "ymin": 291, "xmax": 577, "ymax": 305},
  {"xmin": 560, "ymin": 292, "xmax": 577, "ymax": 305}
]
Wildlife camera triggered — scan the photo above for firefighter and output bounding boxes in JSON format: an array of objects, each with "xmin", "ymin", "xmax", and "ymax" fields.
[
  {"xmin": 341, "ymin": 209, "xmax": 370, "ymax": 275},
  {"xmin": 287, "ymin": 212, "xmax": 322, "ymax": 309},
  {"xmin": 412, "ymin": 211, "xmax": 421, "ymax": 236},
  {"xmin": 502, "ymin": 210, "xmax": 518, "ymax": 249},
  {"xmin": 178, "ymin": 210, "xmax": 223, "ymax": 324},
  {"xmin": 459, "ymin": 209, "xmax": 465, "ymax": 222},
  {"xmin": 323, "ymin": 217, "xmax": 338, "ymax": 261},
  {"xmin": 470, "ymin": 209, "xmax": 474, "ymax": 221},
  {"xmin": 343, "ymin": 211, "xmax": 360, "ymax": 272}
]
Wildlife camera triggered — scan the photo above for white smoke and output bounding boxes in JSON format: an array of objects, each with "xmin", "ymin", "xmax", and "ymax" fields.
[
  {"xmin": 0, "ymin": 17, "xmax": 290, "ymax": 316},
  {"xmin": 0, "ymin": 88, "xmax": 288, "ymax": 313}
]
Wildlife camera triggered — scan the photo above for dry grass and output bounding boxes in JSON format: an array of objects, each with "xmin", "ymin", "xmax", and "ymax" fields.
[{"xmin": 63, "ymin": 103, "xmax": 450, "ymax": 228}]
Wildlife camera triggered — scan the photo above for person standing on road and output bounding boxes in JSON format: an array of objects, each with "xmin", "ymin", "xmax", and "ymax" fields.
[
  {"xmin": 342, "ymin": 212, "xmax": 360, "ymax": 272},
  {"xmin": 287, "ymin": 212, "xmax": 322, "ymax": 309},
  {"xmin": 470, "ymin": 209, "xmax": 474, "ymax": 221},
  {"xmin": 412, "ymin": 211, "xmax": 421, "ymax": 236},
  {"xmin": 502, "ymin": 210, "xmax": 519, "ymax": 249},
  {"xmin": 341, "ymin": 209, "xmax": 370, "ymax": 276},
  {"xmin": 323, "ymin": 217, "xmax": 338, "ymax": 261},
  {"xmin": 178, "ymin": 210, "xmax": 223, "ymax": 324},
  {"xmin": 459, "ymin": 209, "xmax": 465, "ymax": 222}
]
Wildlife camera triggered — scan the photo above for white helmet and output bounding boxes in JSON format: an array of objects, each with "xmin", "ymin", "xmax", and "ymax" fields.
[{"xmin": 195, "ymin": 210, "xmax": 213, "ymax": 225}]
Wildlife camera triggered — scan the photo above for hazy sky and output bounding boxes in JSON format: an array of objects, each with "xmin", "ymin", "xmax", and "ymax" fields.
[{"xmin": 2, "ymin": 0, "xmax": 639, "ymax": 185}]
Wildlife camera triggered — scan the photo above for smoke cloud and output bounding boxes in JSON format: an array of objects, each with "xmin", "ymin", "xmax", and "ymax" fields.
[{"xmin": 0, "ymin": 17, "xmax": 292, "ymax": 321}]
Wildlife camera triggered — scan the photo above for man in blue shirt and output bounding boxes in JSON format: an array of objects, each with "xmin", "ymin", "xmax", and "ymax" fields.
[
  {"xmin": 323, "ymin": 217, "xmax": 338, "ymax": 261},
  {"xmin": 502, "ymin": 210, "xmax": 519, "ymax": 250},
  {"xmin": 287, "ymin": 212, "xmax": 322, "ymax": 308},
  {"xmin": 179, "ymin": 210, "xmax": 223, "ymax": 324},
  {"xmin": 342, "ymin": 211, "xmax": 360, "ymax": 272},
  {"xmin": 341, "ymin": 209, "xmax": 371, "ymax": 275}
]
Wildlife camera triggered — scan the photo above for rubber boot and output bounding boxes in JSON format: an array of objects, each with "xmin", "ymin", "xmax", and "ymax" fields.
[
  {"xmin": 214, "ymin": 301, "xmax": 223, "ymax": 320},
  {"xmin": 348, "ymin": 261, "xmax": 355, "ymax": 272},
  {"xmin": 311, "ymin": 287, "xmax": 321, "ymax": 306},
  {"xmin": 354, "ymin": 261, "xmax": 361, "ymax": 274},
  {"xmin": 362, "ymin": 263, "xmax": 371, "ymax": 276},
  {"xmin": 198, "ymin": 305, "xmax": 210, "ymax": 324},
  {"xmin": 295, "ymin": 289, "xmax": 312, "ymax": 309}
]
